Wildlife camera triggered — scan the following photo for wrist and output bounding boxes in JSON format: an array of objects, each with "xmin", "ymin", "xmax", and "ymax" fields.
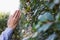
[
  {"xmin": 7, "ymin": 24, "xmax": 17, "ymax": 30},
  {"xmin": 7, "ymin": 26, "xmax": 15, "ymax": 30}
]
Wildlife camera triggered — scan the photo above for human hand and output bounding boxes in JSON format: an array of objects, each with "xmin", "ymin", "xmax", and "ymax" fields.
[{"xmin": 7, "ymin": 10, "xmax": 20, "ymax": 30}]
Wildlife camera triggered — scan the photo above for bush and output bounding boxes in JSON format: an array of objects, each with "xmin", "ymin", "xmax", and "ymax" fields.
[
  {"xmin": 19, "ymin": 0, "xmax": 60, "ymax": 40},
  {"xmin": 0, "ymin": 0, "xmax": 60, "ymax": 40}
]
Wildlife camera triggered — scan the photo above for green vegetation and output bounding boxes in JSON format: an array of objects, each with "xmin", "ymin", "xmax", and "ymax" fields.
[
  {"xmin": 0, "ymin": 0, "xmax": 60, "ymax": 40},
  {"xmin": 0, "ymin": 12, "xmax": 8, "ymax": 33},
  {"xmin": 19, "ymin": 0, "xmax": 60, "ymax": 40}
]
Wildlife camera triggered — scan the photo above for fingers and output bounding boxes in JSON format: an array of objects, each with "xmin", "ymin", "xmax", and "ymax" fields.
[
  {"xmin": 13, "ymin": 10, "xmax": 20, "ymax": 22},
  {"xmin": 13, "ymin": 10, "xmax": 18, "ymax": 17},
  {"xmin": 9, "ymin": 10, "xmax": 18, "ymax": 19},
  {"xmin": 9, "ymin": 10, "xmax": 20, "ymax": 22},
  {"xmin": 19, "ymin": 11, "xmax": 21, "ymax": 18},
  {"xmin": 16, "ymin": 10, "xmax": 20, "ymax": 19},
  {"xmin": 9, "ymin": 10, "xmax": 20, "ymax": 18},
  {"xmin": 14, "ymin": 10, "xmax": 20, "ymax": 18}
]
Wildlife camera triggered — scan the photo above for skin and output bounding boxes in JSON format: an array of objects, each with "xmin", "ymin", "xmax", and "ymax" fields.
[{"xmin": 7, "ymin": 10, "xmax": 20, "ymax": 30}]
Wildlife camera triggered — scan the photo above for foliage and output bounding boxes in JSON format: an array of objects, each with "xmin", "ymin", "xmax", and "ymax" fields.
[
  {"xmin": 19, "ymin": 0, "xmax": 60, "ymax": 40},
  {"xmin": 0, "ymin": 0, "xmax": 60, "ymax": 40},
  {"xmin": 0, "ymin": 13, "xmax": 8, "ymax": 33}
]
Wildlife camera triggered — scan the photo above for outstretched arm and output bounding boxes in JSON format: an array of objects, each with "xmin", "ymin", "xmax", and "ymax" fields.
[{"xmin": 0, "ymin": 10, "xmax": 20, "ymax": 40}]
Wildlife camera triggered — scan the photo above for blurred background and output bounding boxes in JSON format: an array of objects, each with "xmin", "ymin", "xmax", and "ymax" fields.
[{"xmin": 0, "ymin": 0, "xmax": 60, "ymax": 40}]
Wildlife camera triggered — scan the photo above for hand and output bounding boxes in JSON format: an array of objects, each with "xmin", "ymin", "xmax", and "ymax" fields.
[{"xmin": 7, "ymin": 10, "xmax": 20, "ymax": 30}]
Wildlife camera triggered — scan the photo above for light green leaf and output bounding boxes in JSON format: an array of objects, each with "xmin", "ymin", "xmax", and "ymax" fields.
[
  {"xmin": 37, "ymin": 22, "xmax": 53, "ymax": 32},
  {"xmin": 46, "ymin": 33, "xmax": 57, "ymax": 40}
]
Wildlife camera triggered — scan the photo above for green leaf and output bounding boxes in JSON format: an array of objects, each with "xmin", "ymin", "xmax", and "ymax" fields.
[
  {"xmin": 44, "ymin": 12, "xmax": 54, "ymax": 21},
  {"xmin": 55, "ymin": 13, "xmax": 60, "ymax": 22},
  {"xmin": 46, "ymin": 33, "xmax": 57, "ymax": 40},
  {"xmin": 35, "ymin": 22, "xmax": 42, "ymax": 29},
  {"xmin": 38, "ymin": 12, "xmax": 54, "ymax": 22},
  {"xmin": 32, "ymin": 32, "xmax": 38, "ymax": 38},
  {"xmin": 38, "ymin": 15, "xmax": 47, "ymax": 22},
  {"xmin": 37, "ymin": 22, "xmax": 53, "ymax": 32},
  {"xmin": 54, "ymin": 0, "xmax": 59, "ymax": 4},
  {"xmin": 55, "ymin": 22, "xmax": 60, "ymax": 30},
  {"xmin": 48, "ymin": 3, "xmax": 55, "ymax": 9}
]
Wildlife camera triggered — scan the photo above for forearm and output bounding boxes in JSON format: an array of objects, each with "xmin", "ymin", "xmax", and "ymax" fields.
[
  {"xmin": 0, "ymin": 27, "xmax": 13, "ymax": 40},
  {"xmin": 0, "ymin": 10, "xmax": 20, "ymax": 40}
]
